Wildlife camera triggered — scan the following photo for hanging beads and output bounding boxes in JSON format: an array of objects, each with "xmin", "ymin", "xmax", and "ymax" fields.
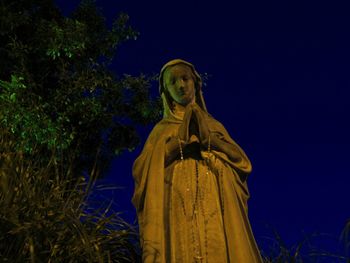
[{"xmin": 178, "ymin": 136, "xmax": 184, "ymax": 161}]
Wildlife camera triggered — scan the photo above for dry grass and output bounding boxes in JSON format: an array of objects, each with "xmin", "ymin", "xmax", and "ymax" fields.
[
  {"xmin": 0, "ymin": 135, "xmax": 141, "ymax": 262},
  {"xmin": 260, "ymin": 224, "xmax": 350, "ymax": 263}
]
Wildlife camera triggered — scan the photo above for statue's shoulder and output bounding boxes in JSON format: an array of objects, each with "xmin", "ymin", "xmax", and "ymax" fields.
[
  {"xmin": 206, "ymin": 115, "xmax": 239, "ymax": 145},
  {"xmin": 148, "ymin": 121, "xmax": 167, "ymax": 137},
  {"xmin": 206, "ymin": 114, "xmax": 227, "ymax": 132},
  {"xmin": 145, "ymin": 119, "xmax": 178, "ymax": 144}
]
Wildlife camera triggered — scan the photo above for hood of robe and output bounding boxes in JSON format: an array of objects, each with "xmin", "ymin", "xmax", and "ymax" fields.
[{"xmin": 159, "ymin": 59, "xmax": 208, "ymax": 121}]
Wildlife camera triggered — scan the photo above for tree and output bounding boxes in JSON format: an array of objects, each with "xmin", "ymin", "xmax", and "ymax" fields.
[
  {"xmin": 0, "ymin": 0, "xmax": 161, "ymax": 177},
  {"xmin": 0, "ymin": 0, "xmax": 158, "ymax": 261}
]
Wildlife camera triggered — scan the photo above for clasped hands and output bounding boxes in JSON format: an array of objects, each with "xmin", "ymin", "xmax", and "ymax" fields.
[{"xmin": 178, "ymin": 103, "xmax": 210, "ymax": 148}]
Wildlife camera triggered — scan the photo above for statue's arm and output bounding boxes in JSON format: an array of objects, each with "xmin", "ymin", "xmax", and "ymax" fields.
[
  {"xmin": 191, "ymin": 105, "xmax": 252, "ymax": 173},
  {"xmin": 165, "ymin": 136, "xmax": 181, "ymax": 166},
  {"xmin": 209, "ymin": 133, "xmax": 243, "ymax": 162},
  {"xmin": 208, "ymin": 131, "xmax": 252, "ymax": 175},
  {"xmin": 164, "ymin": 105, "xmax": 196, "ymax": 166}
]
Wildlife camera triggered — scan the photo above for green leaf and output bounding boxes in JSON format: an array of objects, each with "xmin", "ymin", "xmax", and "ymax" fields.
[{"xmin": 10, "ymin": 93, "xmax": 16, "ymax": 102}]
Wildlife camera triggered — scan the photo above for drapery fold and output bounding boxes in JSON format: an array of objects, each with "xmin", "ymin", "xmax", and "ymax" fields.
[{"xmin": 132, "ymin": 117, "xmax": 263, "ymax": 263}]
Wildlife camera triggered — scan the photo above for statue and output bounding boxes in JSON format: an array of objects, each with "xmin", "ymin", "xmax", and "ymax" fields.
[{"xmin": 132, "ymin": 59, "xmax": 263, "ymax": 263}]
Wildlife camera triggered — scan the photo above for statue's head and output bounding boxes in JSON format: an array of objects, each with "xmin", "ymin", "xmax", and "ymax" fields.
[
  {"xmin": 162, "ymin": 63, "xmax": 196, "ymax": 106},
  {"xmin": 159, "ymin": 59, "xmax": 207, "ymax": 118}
]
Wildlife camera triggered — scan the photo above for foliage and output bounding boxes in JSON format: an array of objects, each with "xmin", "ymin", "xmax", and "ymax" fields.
[
  {"xmin": 0, "ymin": 0, "xmax": 161, "ymax": 177},
  {"xmin": 0, "ymin": 130, "xmax": 141, "ymax": 262},
  {"xmin": 260, "ymin": 225, "xmax": 350, "ymax": 263}
]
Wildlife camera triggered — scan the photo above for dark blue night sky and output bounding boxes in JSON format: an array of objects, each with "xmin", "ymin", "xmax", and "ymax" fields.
[{"xmin": 57, "ymin": 0, "xmax": 350, "ymax": 255}]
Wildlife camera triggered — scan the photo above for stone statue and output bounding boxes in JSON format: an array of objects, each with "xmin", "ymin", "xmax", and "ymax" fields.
[{"xmin": 132, "ymin": 59, "xmax": 263, "ymax": 263}]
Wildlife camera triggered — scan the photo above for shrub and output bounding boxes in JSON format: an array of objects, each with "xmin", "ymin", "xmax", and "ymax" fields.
[{"xmin": 0, "ymin": 131, "xmax": 141, "ymax": 262}]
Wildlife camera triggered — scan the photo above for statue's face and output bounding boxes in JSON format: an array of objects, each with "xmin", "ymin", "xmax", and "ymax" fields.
[{"xmin": 163, "ymin": 64, "xmax": 196, "ymax": 106}]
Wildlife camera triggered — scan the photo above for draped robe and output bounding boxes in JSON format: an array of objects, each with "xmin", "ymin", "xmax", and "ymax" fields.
[{"xmin": 132, "ymin": 114, "xmax": 263, "ymax": 263}]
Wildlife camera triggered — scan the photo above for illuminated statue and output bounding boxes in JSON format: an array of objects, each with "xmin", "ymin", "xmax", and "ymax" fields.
[{"xmin": 132, "ymin": 59, "xmax": 263, "ymax": 263}]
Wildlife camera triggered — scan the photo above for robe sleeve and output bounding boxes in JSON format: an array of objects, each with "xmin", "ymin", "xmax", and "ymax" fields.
[
  {"xmin": 207, "ymin": 118, "xmax": 252, "ymax": 181},
  {"xmin": 131, "ymin": 123, "xmax": 165, "ymax": 211},
  {"xmin": 131, "ymin": 135, "xmax": 153, "ymax": 212},
  {"xmin": 164, "ymin": 136, "xmax": 181, "ymax": 167},
  {"xmin": 131, "ymin": 123, "xmax": 168, "ymax": 262}
]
